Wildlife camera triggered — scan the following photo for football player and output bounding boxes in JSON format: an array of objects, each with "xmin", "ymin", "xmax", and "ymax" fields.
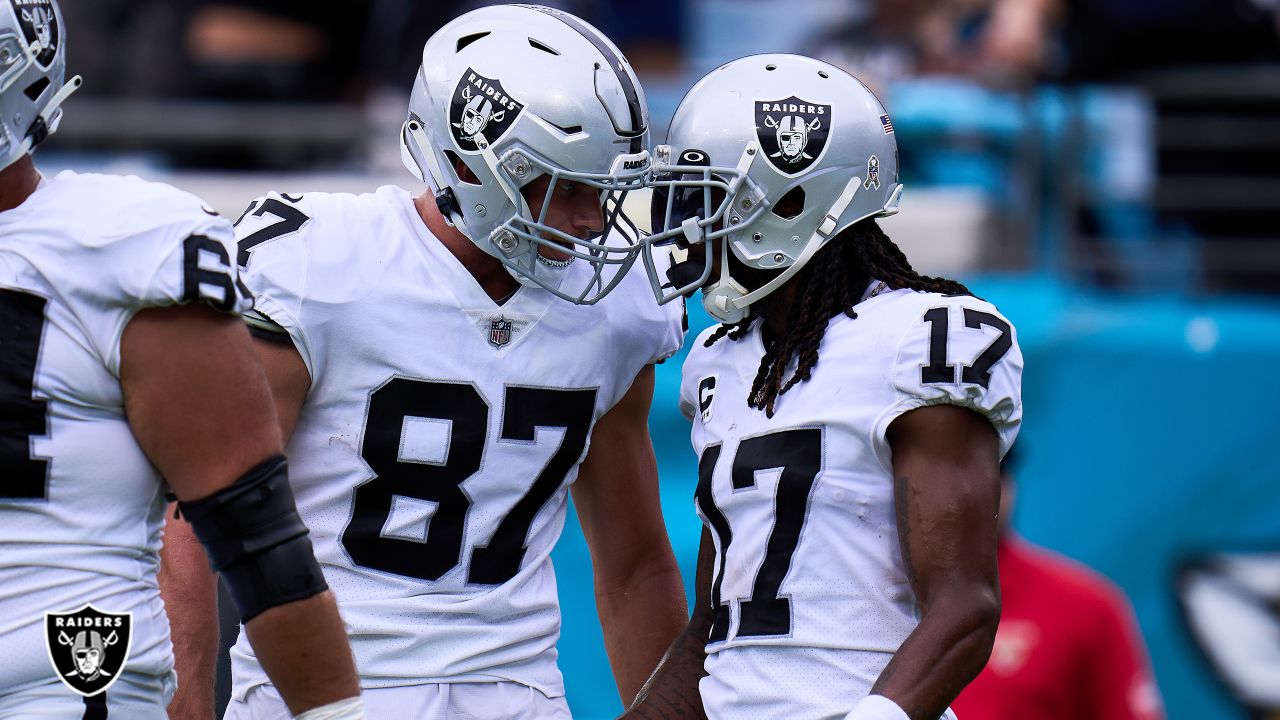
[
  {"xmin": 0, "ymin": 1, "xmax": 363, "ymax": 718},
  {"xmin": 166, "ymin": 5, "xmax": 687, "ymax": 718},
  {"xmin": 629, "ymin": 54, "xmax": 1023, "ymax": 720}
]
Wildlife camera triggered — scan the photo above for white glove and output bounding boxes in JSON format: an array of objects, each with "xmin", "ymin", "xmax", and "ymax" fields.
[
  {"xmin": 846, "ymin": 695, "xmax": 911, "ymax": 720},
  {"xmin": 294, "ymin": 697, "xmax": 366, "ymax": 720}
]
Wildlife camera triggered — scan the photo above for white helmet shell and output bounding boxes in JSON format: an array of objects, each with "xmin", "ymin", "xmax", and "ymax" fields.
[
  {"xmin": 400, "ymin": 4, "xmax": 650, "ymax": 304},
  {"xmin": 644, "ymin": 54, "xmax": 902, "ymax": 322}
]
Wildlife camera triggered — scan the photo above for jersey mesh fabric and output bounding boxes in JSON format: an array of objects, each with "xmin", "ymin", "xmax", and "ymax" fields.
[
  {"xmin": 229, "ymin": 185, "xmax": 683, "ymax": 698},
  {"xmin": 0, "ymin": 171, "xmax": 247, "ymax": 700},
  {"xmin": 679, "ymin": 287, "xmax": 1022, "ymax": 716}
]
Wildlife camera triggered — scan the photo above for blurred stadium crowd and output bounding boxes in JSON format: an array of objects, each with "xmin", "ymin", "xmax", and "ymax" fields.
[{"xmin": 39, "ymin": 1, "xmax": 1280, "ymax": 719}]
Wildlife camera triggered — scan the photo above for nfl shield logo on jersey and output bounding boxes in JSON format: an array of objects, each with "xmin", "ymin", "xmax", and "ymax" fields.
[
  {"xmin": 756, "ymin": 96, "xmax": 831, "ymax": 175},
  {"xmin": 450, "ymin": 68, "xmax": 525, "ymax": 152},
  {"xmin": 44, "ymin": 605, "xmax": 133, "ymax": 697},
  {"xmin": 488, "ymin": 317, "xmax": 514, "ymax": 348}
]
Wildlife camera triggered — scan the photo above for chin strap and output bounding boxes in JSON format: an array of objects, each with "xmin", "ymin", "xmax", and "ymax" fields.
[
  {"xmin": 401, "ymin": 118, "xmax": 467, "ymax": 227},
  {"xmin": 692, "ymin": 143, "xmax": 764, "ymax": 323},
  {"xmin": 701, "ymin": 240, "xmax": 753, "ymax": 323},
  {"xmin": 18, "ymin": 74, "xmax": 81, "ymax": 159}
]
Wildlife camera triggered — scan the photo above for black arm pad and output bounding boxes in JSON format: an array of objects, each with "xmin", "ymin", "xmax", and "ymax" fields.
[{"xmin": 178, "ymin": 455, "xmax": 329, "ymax": 623}]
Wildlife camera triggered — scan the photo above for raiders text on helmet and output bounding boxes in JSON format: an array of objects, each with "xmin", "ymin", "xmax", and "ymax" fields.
[
  {"xmin": 400, "ymin": 4, "xmax": 650, "ymax": 304},
  {"xmin": 756, "ymin": 96, "xmax": 830, "ymax": 175},
  {"xmin": 642, "ymin": 54, "xmax": 902, "ymax": 323},
  {"xmin": 449, "ymin": 69, "xmax": 524, "ymax": 152},
  {"xmin": 0, "ymin": 0, "xmax": 80, "ymax": 170}
]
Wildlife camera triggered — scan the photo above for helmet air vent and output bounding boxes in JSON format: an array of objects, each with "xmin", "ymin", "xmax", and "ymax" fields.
[
  {"xmin": 528, "ymin": 37, "xmax": 561, "ymax": 55},
  {"xmin": 456, "ymin": 32, "xmax": 490, "ymax": 52}
]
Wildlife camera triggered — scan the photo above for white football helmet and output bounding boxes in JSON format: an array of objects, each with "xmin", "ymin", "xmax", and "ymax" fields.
[
  {"xmin": 400, "ymin": 4, "xmax": 650, "ymax": 304},
  {"xmin": 642, "ymin": 54, "xmax": 902, "ymax": 323},
  {"xmin": 0, "ymin": 0, "xmax": 80, "ymax": 171}
]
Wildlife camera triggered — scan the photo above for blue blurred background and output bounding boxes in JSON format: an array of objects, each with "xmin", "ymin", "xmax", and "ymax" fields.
[{"xmin": 42, "ymin": 0, "xmax": 1280, "ymax": 717}]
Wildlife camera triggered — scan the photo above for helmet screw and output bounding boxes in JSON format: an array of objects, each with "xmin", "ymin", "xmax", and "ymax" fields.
[
  {"xmin": 791, "ymin": 235, "xmax": 801, "ymax": 243},
  {"xmin": 475, "ymin": 204, "xmax": 487, "ymax": 217},
  {"xmin": 729, "ymin": 215, "xmax": 741, "ymax": 225},
  {"xmin": 752, "ymin": 232, "xmax": 763, "ymax": 242},
  {"xmin": 496, "ymin": 233, "xmax": 518, "ymax": 253},
  {"xmin": 747, "ymin": 147, "xmax": 756, "ymax": 156},
  {"xmin": 513, "ymin": 164, "xmax": 527, "ymax": 177},
  {"xmin": 741, "ymin": 198, "xmax": 753, "ymax": 210},
  {"xmin": 773, "ymin": 253, "xmax": 785, "ymax": 263}
]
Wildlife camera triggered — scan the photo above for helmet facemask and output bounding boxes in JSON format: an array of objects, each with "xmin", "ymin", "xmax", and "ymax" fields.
[
  {"xmin": 639, "ymin": 54, "xmax": 904, "ymax": 324},
  {"xmin": 643, "ymin": 143, "xmax": 769, "ymax": 322},
  {"xmin": 485, "ymin": 145, "xmax": 648, "ymax": 305}
]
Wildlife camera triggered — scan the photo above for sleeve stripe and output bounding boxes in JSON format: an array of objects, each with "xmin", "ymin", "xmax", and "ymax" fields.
[{"xmin": 244, "ymin": 309, "xmax": 292, "ymax": 344}]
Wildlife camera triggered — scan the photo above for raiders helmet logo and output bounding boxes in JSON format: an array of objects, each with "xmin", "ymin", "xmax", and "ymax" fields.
[
  {"xmin": 44, "ymin": 605, "xmax": 133, "ymax": 697},
  {"xmin": 449, "ymin": 68, "xmax": 525, "ymax": 153},
  {"xmin": 12, "ymin": 0, "xmax": 59, "ymax": 69},
  {"xmin": 755, "ymin": 96, "xmax": 830, "ymax": 176}
]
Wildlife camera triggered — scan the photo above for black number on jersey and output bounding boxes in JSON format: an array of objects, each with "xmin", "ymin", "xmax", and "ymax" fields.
[
  {"xmin": 694, "ymin": 444, "xmax": 731, "ymax": 642},
  {"xmin": 469, "ymin": 386, "xmax": 596, "ymax": 583},
  {"xmin": 921, "ymin": 307, "xmax": 1013, "ymax": 389},
  {"xmin": 0, "ymin": 289, "xmax": 50, "ymax": 500},
  {"xmin": 344, "ymin": 379, "xmax": 485, "ymax": 580},
  {"xmin": 342, "ymin": 379, "xmax": 597, "ymax": 584},
  {"xmin": 182, "ymin": 235, "xmax": 250, "ymax": 311},
  {"xmin": 697, "ymin": 428, "xmax": 823, "ymax": 640},
  {"xmin": 235, "ymin": 196, "xmax": 309, "ymax": 268}
]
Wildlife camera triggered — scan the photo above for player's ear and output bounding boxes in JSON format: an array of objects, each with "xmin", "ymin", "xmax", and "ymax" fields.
[{"xmin": 454, "ymin": 157, "xmax": 480, "ymax": 185}]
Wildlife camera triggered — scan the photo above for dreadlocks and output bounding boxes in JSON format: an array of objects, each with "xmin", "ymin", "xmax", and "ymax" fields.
[{"xmin": 705, "ymin": 218, "xmax": 972, "ymax": 417}]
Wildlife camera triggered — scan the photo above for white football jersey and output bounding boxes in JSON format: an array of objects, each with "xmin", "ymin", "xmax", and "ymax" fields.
[
  {"xmin": 229, "ymin": 186, "xmax": 683, "ymax": 700},
  {"xmin": 679, "ymin": 285, "xmax": 1022, "ymax": 713},
  {"xmin": 0, "ymin": 171, "xmax": 248, "ymax": 698}
]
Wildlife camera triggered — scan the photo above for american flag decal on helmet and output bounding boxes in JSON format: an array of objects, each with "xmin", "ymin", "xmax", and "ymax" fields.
[{"xmin": 880, "ymin": 114, "xmax": 894, "ymax": 134}]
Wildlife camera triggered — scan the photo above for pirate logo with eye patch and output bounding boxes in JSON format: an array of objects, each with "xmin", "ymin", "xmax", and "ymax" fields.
[
  {"xmin": 755, "ymin": 96, "xmax": 830, "ymax": 175},
  {"xmin": 11, "ymin": 0, "xmax": 60, "ymax": 69},
  {"xmin": 449, "ymin": 68, "xmax": 525, "ymax": 152},
  {"xmin": 44, "ymin": 605, "xmax": 133, "ymax": 697}
]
